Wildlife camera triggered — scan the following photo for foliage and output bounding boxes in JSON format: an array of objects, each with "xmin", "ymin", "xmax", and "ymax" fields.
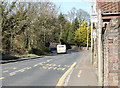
[
  {"xmin": 1, "ymin": 1, "xmax": 90, "ymax": 56},
  {"xmin": 1, "ymin": 2, "xmax": 59, "ymax": 55},
  {"xmin": 74, "ymin": 21, "xmax": 91, "ymax": 47},
  {"xmin": 20, "ymin": 54, "xmax": 38, "ymax": 58}
]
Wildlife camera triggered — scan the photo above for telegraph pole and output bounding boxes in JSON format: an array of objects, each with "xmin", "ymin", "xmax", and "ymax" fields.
[
  {"xmin": 91, "ymin": 0, "xmax": 93, "ymax": 64},
  {"xmin": 98, "ymin": 10, "xmax": 103, "ymax": 86},
  {"xmin": 59, "ymin": 24, "xmax": 62, "ymax": 44},
  {"xmin": 87, "ymin": 26, "xmax": 89, "ymax": 50},
  {"xmin": 79, "ymin": 25, "xmax": 80, "ymax": 39},
  {"xmin": 0, "ymin": 3, "xmax": 2, "ymax": 88}
]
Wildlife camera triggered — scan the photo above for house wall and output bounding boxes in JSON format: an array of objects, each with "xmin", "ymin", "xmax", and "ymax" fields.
[
  {"xmin": 101, "ymin": 17, "xmax": 120, "ymax": 86},
  {"xmin": 96, "ymin": 1, "xmax": 120, "ymax": 86}
]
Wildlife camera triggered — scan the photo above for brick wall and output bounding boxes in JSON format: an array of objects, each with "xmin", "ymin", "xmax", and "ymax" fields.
[
  {"xmin": 103, "ymin": 31, "xmax": 109, "ymax": 86},
  {"xmin": 108, "ymin": 29, "xmax": 119, "ymax": 86},
  {"xmin": 96, "ymin": 1, "xmax": 120, "ymax": 13},
  {"xmin": 118, "ymin": 27, "xmax": 120, "ymax": 86},
  {"xmin": 103, "ymin": 18, "xmax": 120, "ymax": 86}
]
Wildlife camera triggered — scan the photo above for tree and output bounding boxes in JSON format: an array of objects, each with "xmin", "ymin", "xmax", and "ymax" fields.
[
  {"xmin": 67, "ymin": 25, "xmax": 75, "ymax": 45},
  {"xmin": 61, "ymin": 21, "xmax": 71, "ymax": 43},
  {"xmin": 74, "ymin": 21, "xmax": 91, "ymax": 47},
  {"xmin": 73, "ymin": 17, "xmax": 79, "ymax": 31},
  {"xmin": 67, "ymin": 8, "xmax": 90, "ymax": 24},
  {"xmin": 58, "ymin": 13, "xmax": 67, "ymax": 43},
  {"xmin": 1, "ymin": 1, "xmax": 59, "ymax": 55},
  {"xmin": 66, "ymin": 17, "xmax": 79, "ymax": 45}
]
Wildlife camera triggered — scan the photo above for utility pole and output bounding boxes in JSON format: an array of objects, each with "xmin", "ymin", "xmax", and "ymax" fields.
[
  {"xmin": 79, "ymin": 25, "xmax": 80, "ymax": 39},
  {"xmin": 79, "ymin": 24, "xmax": 82, "ymax": 50},
  {"xmin": 59, "ymin": 24, "xmax": 62, "ymax": 44},
  {"xmin": 87, "ymin": 26, "xmax": 89, "ymax": 50},
  {"xmin": 98, "ymin": 10, "xmax": 103, "ymax": 86},
  {"xmin": 79, "ymin": 24, "xmax": 81, "ymax": 50},
  {"xmin": 0, "ymin": 3, "xmax": 2, "ymax": 88},
  {"xmin": 91, "ymin": 0, "xmax": 93, "ymax": 64}
]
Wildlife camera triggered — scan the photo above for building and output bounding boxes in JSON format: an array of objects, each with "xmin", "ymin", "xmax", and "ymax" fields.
[{"xmin": 95, "ymin": 0, "xmax": 120, "ymax": 86}]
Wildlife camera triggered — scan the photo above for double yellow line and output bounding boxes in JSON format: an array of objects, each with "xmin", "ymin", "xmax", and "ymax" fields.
[{"xmin": 56, "ymin": 62, "xmax": 77, "ymax": 86}]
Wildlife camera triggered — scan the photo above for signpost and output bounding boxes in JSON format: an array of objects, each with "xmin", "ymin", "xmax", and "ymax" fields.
[
  {"xmin": 91, "ymin": 13, "xmax": 98, "ymax": 23},
  {"xmin": 93, "ymin": 30, "xmax": 96, "ymax": 39}
]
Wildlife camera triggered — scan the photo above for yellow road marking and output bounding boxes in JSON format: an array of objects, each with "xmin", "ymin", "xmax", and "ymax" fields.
[
  {"xmin": 0, "ymin": 77, "xmax": 5, "ymax": 80},
  {"xmin": 20, "ymin": 70, "xmax": 25, "ymax": 72},
  {"xmin": 64, "ymin": 65, "xmax": 70, "ymax": 67},
  {"xmin": 47, "ymin": 60, "xmax": 50, "ymax": 62},
  {"xmin": 34, "ymin": 65, "xmax": 38, "ymax": 67},
  {"xmin": 53, "ymin": 67, "xmax": 57, "ymax": 70},
  {"xmin": 9, "ymin": 73, "xmax": 16, "ymax": 76},
  {"xmin": 58, "ymin": 65, "xmax": 61, "ymax": 67},
  {"xmin": 57, "ymin": 68, "xmax": 61, "ymax": 70},
  {"xmin": 77, "ymin": 70, "xmax": 82, "ymax": 78},
  {"xmin": 62, "ymin": 68, "xmax": 65, "ymax": 71},
  {"xmin": 48, "ymin": 67, "xmax": 52, "ymax": 69},
  {"xmin": 27, "ymin": 67, "xmax": 32, "ymax": 69},
  {"xmin": 3, "ymin": 70, "xmax": 8, "ymax": 73},
  {"xmin": 56, "ymin": 62, "xmax": 77, "ymax": 86},
  {"xmin": 49, "ymin": 64, "xmax": 52, "ymax": 66},
  {"xmin": 42, "ymin": 66, "xmax": 47, "ymax": 69},
  {"xmin": 67, "ymin": 66, "xmax": 70, "ymax": 67},
  {"xmin": 13, "ymin": 68, "xmax": 17, "ymax": 70},
  {"xmin": 40, "ymin": 64, "xmax": 43, "ymax": 65},
  {"xmin": 53, "ymin": 64, "xmax": 56, "ymax": 66}
]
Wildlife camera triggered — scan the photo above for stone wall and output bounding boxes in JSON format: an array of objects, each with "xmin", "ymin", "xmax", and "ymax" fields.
[
  {"xmin": 103, "ymin": 30, "xmax": 109, "ymax": 86},
  {"xmin": 103, "ymin": 20, "xmax": 120, "ymax": 86},
  {"xmin": 118, "ymin": 27, "xmax": 120, "ymax": 86}
]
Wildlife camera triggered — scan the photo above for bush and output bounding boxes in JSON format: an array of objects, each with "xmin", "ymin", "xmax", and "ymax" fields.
[
  {"xmin": 28, "ymin": 47, "xmax": 50, "ymax": 55},
  {"xmin": 2, "ymin": 54, "xmax": 19, "ymax": 60}
]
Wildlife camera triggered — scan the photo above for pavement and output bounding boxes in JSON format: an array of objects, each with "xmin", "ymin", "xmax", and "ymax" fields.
[{"xmin": 66, "ymin": 50, "xmax": 98, "ymax": 86}]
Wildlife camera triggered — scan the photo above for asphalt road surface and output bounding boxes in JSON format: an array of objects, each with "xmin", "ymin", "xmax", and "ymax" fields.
[{"xmin": 1, "ymin": 50, "xmax": 81, "ymax": 86}]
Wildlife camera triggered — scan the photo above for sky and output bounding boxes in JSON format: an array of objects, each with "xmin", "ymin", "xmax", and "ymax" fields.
[
  {"xmin": 7, "ymin": 0, "xmax": 96, "ymax": 15},
  {"xmin": 52, "ymin": 1, "xmax": 96, "ymax": 15}
]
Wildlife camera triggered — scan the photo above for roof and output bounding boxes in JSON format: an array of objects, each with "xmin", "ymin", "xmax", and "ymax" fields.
[{"xmin": 102, "ymin": 12, "xmax": 120, "ymax": 16}]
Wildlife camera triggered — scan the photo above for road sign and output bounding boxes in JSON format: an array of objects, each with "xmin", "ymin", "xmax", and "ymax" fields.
[
  {"xmin": 91, "ymin": 13, "xmax": 98, "ymax": 23},
  {"xmin": 92, "ymin": 31, "xmax": 96, "ymax": 39}
]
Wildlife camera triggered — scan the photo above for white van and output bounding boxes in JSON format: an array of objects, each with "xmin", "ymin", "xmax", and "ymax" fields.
[{"xmin": 57, "ymin": 45, "xmax": 66, "ymax": 54}]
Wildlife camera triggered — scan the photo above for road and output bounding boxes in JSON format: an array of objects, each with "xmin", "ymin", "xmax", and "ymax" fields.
[{"xmin": 1, "ymin": 50, "xmax": 81, "ymax": 86}]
